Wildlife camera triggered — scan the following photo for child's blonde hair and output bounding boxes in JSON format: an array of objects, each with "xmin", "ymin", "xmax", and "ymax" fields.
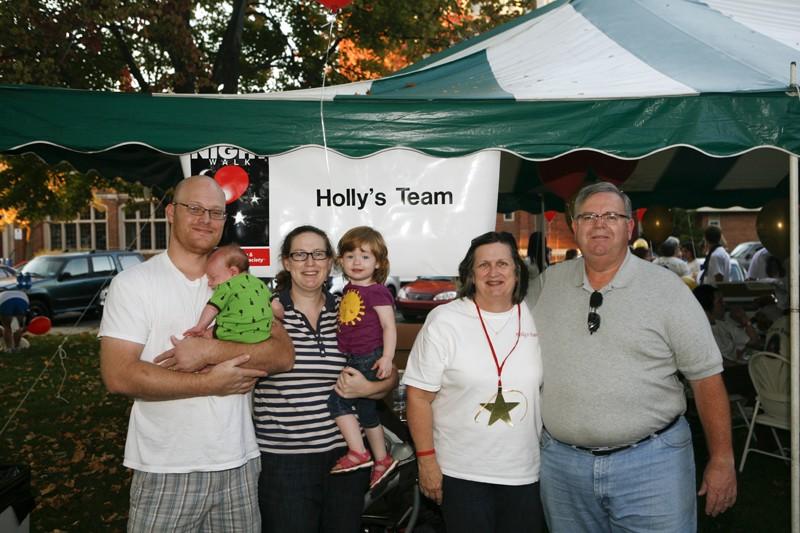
[{"xmin": 337, "ymin": 226, "xmax": 389, "ymax": 284}]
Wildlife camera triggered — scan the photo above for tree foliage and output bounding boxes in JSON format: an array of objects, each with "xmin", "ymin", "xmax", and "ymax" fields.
[
  {"xmin": 0, "ymin": 0, "xmax": 537, "ymax": 93},
  {"xmin": 0, "ymin": 1, "xmax": 536, "ymax": 226},
  {"xmin": 0, "ymin": 154, "xmax": 142, "ymax": 228}
]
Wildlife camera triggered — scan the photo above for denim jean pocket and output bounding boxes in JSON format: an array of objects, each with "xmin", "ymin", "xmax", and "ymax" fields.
[
  {"xmin": 540, "ymin": 429, "xmax": 553, "ymax": 449},
  {"xmin": 346, "ymin": 350, "xmax": 382, "ymax": 382},
  {"xmin": 659, "ymin": 419, "xmax": 691, "ymax": 449}
]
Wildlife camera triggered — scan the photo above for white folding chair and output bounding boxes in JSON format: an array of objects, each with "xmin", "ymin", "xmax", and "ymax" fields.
[
  {"xmin": 738, "ymin": 351, "xmax": 790, "ymax": 472},
  {"xmin": 683, "ymin": 380, "xmax": 751, "ymax": 434},
  {"xmin": 728, "ymin": 393, "xmax": 752, "ymax": 432}
]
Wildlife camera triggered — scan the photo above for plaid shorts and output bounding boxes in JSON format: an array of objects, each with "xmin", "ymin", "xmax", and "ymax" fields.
[{"xmin": 128, "ymin": 457, "xmax": 260, "ymax": 532}]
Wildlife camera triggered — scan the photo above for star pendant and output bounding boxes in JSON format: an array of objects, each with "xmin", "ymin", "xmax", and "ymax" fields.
[{"xmin": 480, "ymin": 389, "xmax": 519, "ymax": 426}]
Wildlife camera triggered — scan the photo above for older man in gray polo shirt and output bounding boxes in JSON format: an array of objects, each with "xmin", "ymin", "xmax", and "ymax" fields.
[{"xmin": 532, "ymin": 182, "xmax": 736, "ymax": 532}]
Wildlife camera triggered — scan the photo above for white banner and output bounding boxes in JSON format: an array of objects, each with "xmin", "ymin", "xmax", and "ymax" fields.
[{"xmin": 269, "ymin": 147, "xmax": 500, "ymax": 278}]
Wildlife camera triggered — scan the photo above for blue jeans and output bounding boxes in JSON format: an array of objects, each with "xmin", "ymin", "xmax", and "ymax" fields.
[
  {"xmin": 540, "ymin": 417, "xmax": 696, "ymax": 533},
  {"xmin": 327, "ymin": 349, "xmax": 382, "ymax": 429},
  {"xmin": 258, "ymin": 449, "xmax": 369, "ymax": 533}
]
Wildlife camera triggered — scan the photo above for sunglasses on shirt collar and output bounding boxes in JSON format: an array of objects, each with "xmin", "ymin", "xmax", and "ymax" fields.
[{"xmin": 588, "ymin": 291, "xmax": 603, "ymax": 335}]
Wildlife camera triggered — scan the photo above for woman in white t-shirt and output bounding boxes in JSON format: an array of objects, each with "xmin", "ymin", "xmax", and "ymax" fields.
[{"xmin": 403, "ymin": 231, "xmax": 544, "ymax": 533}]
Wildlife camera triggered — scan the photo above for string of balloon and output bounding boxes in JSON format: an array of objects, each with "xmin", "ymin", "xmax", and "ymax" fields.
[
  {"xmin": 315, "ymin": 0, "xmax": 354, "ymax": 174},
  {"xmin": 319, "ymin": 12, "xmax": 337, "ymax": 175},
  {"xmin": 0, "ymin": 193, "xmax": 171, "ymax": 437}
]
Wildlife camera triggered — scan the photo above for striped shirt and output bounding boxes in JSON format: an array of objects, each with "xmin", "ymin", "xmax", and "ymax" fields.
[{"xmin": 253, "ymin": 289, "xmax": 347, "ymax": 454}]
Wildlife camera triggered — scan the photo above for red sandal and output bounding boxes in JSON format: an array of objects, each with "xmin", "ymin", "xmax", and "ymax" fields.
[
  {"xmin": 331, "ymin": 449, "xmax": 373, "ymax": 474},
  {"xmin": 369, "ymin": 453, "xmax": 398, "ymax": 489}
]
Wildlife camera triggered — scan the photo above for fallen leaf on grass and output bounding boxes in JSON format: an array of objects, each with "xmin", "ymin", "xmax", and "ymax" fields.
[
  {"xmin": 40, "ymin": 483, "xmax": 57, "ymax": 495},
  {"xmin": 71, "ymin": 445, "xmax": 86, "ymax": 463}
]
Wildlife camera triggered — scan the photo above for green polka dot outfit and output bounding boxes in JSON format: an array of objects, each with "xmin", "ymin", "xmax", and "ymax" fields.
[{"xmin": 208, "ymin": 272, "xmax": 272, "ymax": 344}]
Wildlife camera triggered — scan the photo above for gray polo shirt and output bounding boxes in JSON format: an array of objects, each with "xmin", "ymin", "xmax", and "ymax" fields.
[{"xmin": 532, "ymin": 251, "xmax": 722, "ymax": 448}]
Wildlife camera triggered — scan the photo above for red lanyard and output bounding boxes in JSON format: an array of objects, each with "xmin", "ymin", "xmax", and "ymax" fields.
[{"xmin": 474, "ymin": 301, "xmax": 521, "ymax": 388}]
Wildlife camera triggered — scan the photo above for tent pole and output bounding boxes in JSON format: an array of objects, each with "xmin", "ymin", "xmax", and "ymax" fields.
[
  {"xmin": 540, "ymin": 195, "xmax": 547, "ymax": 261},
  {"xmin": 791, "ymin": 153, "xmax": 799, "ymax": 533}
]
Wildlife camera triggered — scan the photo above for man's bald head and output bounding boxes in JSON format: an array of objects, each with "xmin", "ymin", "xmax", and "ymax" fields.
[
  {"xmin": 167, "ymin": 175, "xmax": 227, "ymax": 258},
  {"xmin": 173, "ymin": 175, "xmax": 225, "ymax": 205}
]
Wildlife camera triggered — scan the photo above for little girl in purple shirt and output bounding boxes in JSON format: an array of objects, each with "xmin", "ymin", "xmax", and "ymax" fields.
[{"xmin": 328, "ymin": 226, "xmax": 398, "ymax": 490}]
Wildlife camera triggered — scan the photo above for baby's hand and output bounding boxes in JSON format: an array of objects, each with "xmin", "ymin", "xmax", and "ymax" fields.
[
  {"xmin": 183, "ymin": 325, "xmax": 206, "ymax": 338},
  {"xmin": 373, "ymin": 356, "xmax": 393, "ymax": 380}
]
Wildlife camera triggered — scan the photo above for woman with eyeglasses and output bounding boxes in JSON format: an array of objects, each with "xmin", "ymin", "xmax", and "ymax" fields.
[
  {"xmin": 254, "ymin": 225, "xmax": 398, "ymax": 533},
  {"xmin": 403, "ymin": 231, "xmax": 544, "ymax": 533}
]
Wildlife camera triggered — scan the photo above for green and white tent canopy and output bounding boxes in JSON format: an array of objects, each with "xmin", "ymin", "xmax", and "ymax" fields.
[{"xmin": 1, "ymin": 0, "xmax": 799, "ymax": 209}]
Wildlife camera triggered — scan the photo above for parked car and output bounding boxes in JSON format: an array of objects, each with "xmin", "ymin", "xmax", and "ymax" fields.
[
  {"xmin": 0, "ymin": 264, "xmax": 18, "ymax": 289},
  {"xmin": 328, "ymin": 273, "xmax": 401, "ymax": 298},
  {"xmin": 693, "ymin": 256, "xmax": 746, "ymax": 284},
  {"xmin": 730, "ymin": 241, "xmax": 763, "ymax": 273},
  {"xmin": 396, "ymin": 277, "xmax": 457, "ymax": 321},
  {"xmin": 729, "ymin": 258, "xmax": 745, "ymax": 283},
  {"xmin": 20, "ymin": 250, "xmax": 144, "ymax": 318}
]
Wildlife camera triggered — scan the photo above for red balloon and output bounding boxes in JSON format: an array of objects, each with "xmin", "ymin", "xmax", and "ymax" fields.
[
  {"xmin": 538, "ymin": 151, "xmax": 637, "ymax": 200},
  {"xmin": 544, "ymin": 210, "xmax": 557, "ymax": 222},
  {"xmin": 214, "ymin": 165, "xmax": 250, "ymax": 205},
  {"xmin": 27, "ymin": 315, "xmax": 51, "ymax": 335},
  {"xmin": 316, "ymin": 0, "xmax": 353, "ymax": 11}
]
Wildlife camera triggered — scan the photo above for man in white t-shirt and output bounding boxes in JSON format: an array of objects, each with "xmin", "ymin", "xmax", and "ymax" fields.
[
  {"xmin": 653, "ymin": 237, "xmax": 690, "ymax": 277},
  {"xmin": 746, "ymin": 246, "xmax": 769, "ymax": 280},
  {"xmin": 700, "ymin": 226, "xmax": 730, "ymax": 285},
  {"xmin": 680, "ymin": 240, "xmax": 702, "ymax": 280},
  {"xmin": 693, "ymin": 285, "xmax": 760, "ymax": 364},
  {"xmin": 99, "ymin": 176, "xmax": 294, "ymax": 531},
  {"xmin": 693, "ymin": 284, "xmax": 760, "ymax": 401}
]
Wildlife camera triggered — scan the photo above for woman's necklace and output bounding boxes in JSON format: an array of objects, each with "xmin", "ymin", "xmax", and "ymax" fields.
[
  {"xmin": 485, "ymin": 312, "xmax": 514, "ymax": 335},
  {"xmin": 473, "ymin": 301, "xmax": 528, "ymax": 427}
]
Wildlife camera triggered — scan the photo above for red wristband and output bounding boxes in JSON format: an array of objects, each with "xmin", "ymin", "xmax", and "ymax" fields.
[{"xmin": 415, "ymin": 448, "xmax": 435, "ymax": 457}]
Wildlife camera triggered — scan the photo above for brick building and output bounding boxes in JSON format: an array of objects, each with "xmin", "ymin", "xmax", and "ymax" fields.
[
  {"xmin": 694, "ymin": 207, "xmax": 759, "ymax": 250},
  {"xmin": 497, "ymin": 206, "xmax": 760, "ymax": 263},
  {"xmin": 496, "ymin": 211, "xmax": 577, "ymax": 262},
  {"xmin": 1, "ymin": 193, "xmax": 170, "ymax": 265}
]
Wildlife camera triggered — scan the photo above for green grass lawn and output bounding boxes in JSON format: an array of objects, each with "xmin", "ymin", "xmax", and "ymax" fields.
[
  {"xmin": 0, "ymin": 334, "xmax": 792, "ymax": 532},
  {"xmin": 0, "ymin": 334, "xmax": 130, "ymax": 532}
]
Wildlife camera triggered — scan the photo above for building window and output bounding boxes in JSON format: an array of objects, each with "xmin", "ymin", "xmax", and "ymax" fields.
[
  {"xmin": 503, "ymin": 212, "xmax": 515, "ymax": 222},
  {"xmin": 46, "ymin": 206, "xmax": 108, "ymax": 251},
  {"xmin": 708, "ymin": 216, "xmax": 721, "ymax": 228},
  {"xmin": 122, "ymin": 201, "xmax": 169, "ymax": 253}
]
